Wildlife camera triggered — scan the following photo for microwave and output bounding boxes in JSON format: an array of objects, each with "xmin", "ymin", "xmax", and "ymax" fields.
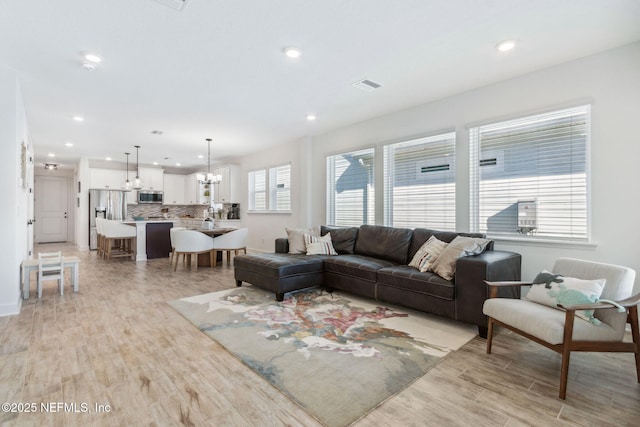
[{"xmin": 138, "ymin": 190, "xmax": 163, "ymax": 204}]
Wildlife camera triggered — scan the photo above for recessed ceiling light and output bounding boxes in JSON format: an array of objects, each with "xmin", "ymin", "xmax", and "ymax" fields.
[
  {"xmin": 48, "ymin": 153, "xmax": 55, "ymax": 158},
  {"xmin": 306, "ymin": 114, "xmax": 316, "ymax": 121},
  {"xmin": 198, "ymin": 154, "xmax": 204, "ymax": 159},
  {"xmin": 106, "ymin": 157, "xmax": 112, "ymax": 161},
  {"xmin": 82, "ymin": 63, "xmax": 96, "ymax": 71},
  {"xmin": 175, "ymin": 163, "xmax": 181, "ymax": 166},
  {"xmin": 72, "ymin": 116, "xmax": 84, "ymax": 122},
  {"xmin": 84, "ymin": 53, "xmax": 102, "ymax": 63},
  {"xmin": 283, "ymin": 47, "xmax": 302, "ymax": 59},
  {"xmin": 496, "ymin": 40, "xmax": 516, "ymax": 52},
  {"xmin": 65, "ymin": 142, "xmax": 73, "ymax": 147},
  {"xmin": 152, "ymin": 161, "xmax": 159, "ymax": 166}
]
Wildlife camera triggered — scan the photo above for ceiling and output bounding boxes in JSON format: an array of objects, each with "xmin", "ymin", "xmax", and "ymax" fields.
[{"xmin": 1, "ymin": 0, "xmax": 639, "ymax": 172}]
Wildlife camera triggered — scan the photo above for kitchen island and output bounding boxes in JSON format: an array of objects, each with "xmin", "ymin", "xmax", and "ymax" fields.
[{"xmin": 122, "ymin": 218, "xmax": 236, "ymax": 261}]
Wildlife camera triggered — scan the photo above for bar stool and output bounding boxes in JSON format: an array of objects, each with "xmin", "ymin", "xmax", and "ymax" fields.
[{"xmin": 103, "ymin": 220, "xmax": 137, "ymax": 260}]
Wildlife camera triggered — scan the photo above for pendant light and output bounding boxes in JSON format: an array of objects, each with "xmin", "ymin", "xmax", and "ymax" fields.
[
  {"xmin": 132, "ymin": 145, "xmax": 144, "ymax": 189},
  {"xmin": 205, "ymin": 138, "xmax": 213, "ymax": 184},
  {"xmin": 121, "ymin": 152, "xmax": 133, "ymax": 191},
  {"xmin": 205, "ymin": 138, "xmax": 222, "ymax": 184}
]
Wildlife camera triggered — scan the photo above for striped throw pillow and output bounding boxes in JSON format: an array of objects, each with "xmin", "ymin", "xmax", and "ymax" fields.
[{"xmin": 304, "ymin": 232, "xmax": 338, "ymax": 256}]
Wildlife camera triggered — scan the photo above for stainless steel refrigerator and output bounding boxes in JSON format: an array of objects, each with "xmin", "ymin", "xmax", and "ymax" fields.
[{"xmin": 89, "ymin": 189, "xmax": 128, "ymax": 250}]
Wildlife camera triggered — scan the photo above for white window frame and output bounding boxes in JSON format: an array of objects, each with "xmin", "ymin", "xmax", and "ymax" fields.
[
  {"xmin": 326, "ymin": 147, "xmax": 375, "ymax": 226},
  {"xmin": 247, "ymin": 163, "xmax": 291, "ymax": 214},
  {"xmin": 383, "ymin": 132, "xmax": 456, "ymax": 230},
  {"xmin": 469, "ymin": 105, "xmax": 591, "ymax": 242}
]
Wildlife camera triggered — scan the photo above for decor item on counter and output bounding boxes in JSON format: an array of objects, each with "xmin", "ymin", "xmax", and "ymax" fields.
[
  {"xmin": 133, "ymin": 216, "xmax": 145, "ymax": 221},
  {"xmin": 132, "ymin": 145, "xmax": 144, "ymax": 190},
  {"xmin": 121, "ymin": 152, "xmax": 133, "ymax": 192},
  {"xmin": 169, "ymin": 285, "xmax": 476, "ymax": 427}
]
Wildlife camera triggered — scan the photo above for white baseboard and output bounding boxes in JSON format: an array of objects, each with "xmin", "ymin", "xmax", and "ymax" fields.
[{"xmin": 0, "ymin": 297, "xmax": 22, "ymax": 317}]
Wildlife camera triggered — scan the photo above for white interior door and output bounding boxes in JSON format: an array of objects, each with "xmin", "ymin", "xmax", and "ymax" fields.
[{"xmin": 35, "ymin": 175, "xmax": 69, "ymax": 243}]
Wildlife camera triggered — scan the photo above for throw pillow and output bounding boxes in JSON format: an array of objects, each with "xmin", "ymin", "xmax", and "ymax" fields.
[
  {"xmin": 408, "ymin": 236, "xmax": 448, "ymax": 272},
  {"xmin": 286, "ymin": 226, "xmax": 319, "ymax": 254},
  {"xmin": 525, "ymin": 273, "xmax": 606, "ymax": 324},
  {"xmin": 428, "ymin": 236, "xmax": 491, "ymax": 280},
  {"xmin": 304, "ymin": 233, "xmax": 338, "ymax": 256}
]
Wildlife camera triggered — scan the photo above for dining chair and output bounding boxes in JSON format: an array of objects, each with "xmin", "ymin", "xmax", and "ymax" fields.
[
  {"xmin": 169, "ymin": 226, "xmax": 186, "ymax": 265},
  {"xmin": 37, "ymin": 251, "xmax": 64, "ymax": 298},
  {"xmin": 212, "ymin": 228, "xmax": 248, "ymax": 267},
  {"xmin": 483, "ymin": 258, "xmax": 639, "ymax": 399},
  {"xmin": 172, "ymin": 229, "xmax": 215, "ymax": 271}
]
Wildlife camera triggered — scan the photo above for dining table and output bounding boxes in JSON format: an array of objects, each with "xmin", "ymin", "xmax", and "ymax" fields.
[{"xmin": 191, "ymin": 227, "xmax": 236, "ymax": 266}]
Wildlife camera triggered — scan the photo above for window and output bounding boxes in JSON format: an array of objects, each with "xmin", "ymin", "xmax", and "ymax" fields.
[
  {"xmin": 248, "ymin": 163, "xmax": 291, "ymax": 213},
  {"xmin": 326, "ymin": 148, "xmax": 375, "ymax": 226},
  {"xmin": 248, "ymin": 169, "xmax": 266, "ymax": 211},
  {"xmin": 470, "ymin": 105, "xmax": 590, "ymax": 241},
  {"xmin": 269, "ymin": 164, "xmax": 291, "ymax": 211},
  {"xmin": 383, "ymin": 132, "xmax": 456, "ymax": 230}
]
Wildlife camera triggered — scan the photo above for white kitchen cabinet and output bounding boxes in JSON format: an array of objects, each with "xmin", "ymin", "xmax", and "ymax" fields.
[
  {"xmin": 213, "ymin": 164, "xmax": 240, "ymax": 203},
  {"xmin": 185, "ymin": 172, "xmax": 208, "ymax": 205},
  {"xmin": 90, "ymin": 168, "xmax": 126, "ymax": 190},
  {"xmin": 163, "ymin": 174, "xmax": 186, "ymax": 205},
  {"xmin": 138, "ymin": 166, "xmax": 164, "ymax": 190}
]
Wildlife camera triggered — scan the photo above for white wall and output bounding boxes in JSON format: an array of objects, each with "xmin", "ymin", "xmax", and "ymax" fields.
[
  {"xmin": 238, "ymin": 137, "xmax": 310, "ymax": 252},
  {"xmin": 0, "ymin": 66, "xmax": 31, "ymax": 316},
  {"xmin": 304, "ymin": 42, "xmax": 640, "ymax": 292}
]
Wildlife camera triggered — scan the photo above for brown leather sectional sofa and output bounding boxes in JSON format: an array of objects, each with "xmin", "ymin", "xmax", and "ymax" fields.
[{"xmin": 234, "ymin": 224, "xmax": 521, "ymax": 337}]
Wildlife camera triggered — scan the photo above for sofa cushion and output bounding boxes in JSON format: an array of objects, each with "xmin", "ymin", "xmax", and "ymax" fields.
[
  {"xmin": 320, "ymin": 225, "xmax": 359, "ymax": 254},
  {"xmin": 377, "ymin": 266, "xmax": 455, "ymax": 300},
  {"xmin": 323, "ymin": 254, "xmax": 397, "ymax": 282},
  {"xmin": 234, "ymin": 253, "xmax": 326, "ymax": 278},
  {"xmin": 354, "ymin": 225, "xmax": 413, "ymax": 264}
]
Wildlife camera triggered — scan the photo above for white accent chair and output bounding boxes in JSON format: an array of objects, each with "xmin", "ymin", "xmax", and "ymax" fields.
[
  {"xmin": 103, "ymin": 220, "xmax": 137, "ymax": 260},
  {"xmin": 172, "ymin": 229, "xmax": 215, "ymax": 271},
  {"xmin": 37, "ymin": 251, "xmax": 64, "ymax": 298},
  {"xmin": 212, "ymin": 228, "xmax": 248, "ymax": 267},
  {"xmin": 483, "ymin": 258, "xmax": 639, "ymax": 399}
]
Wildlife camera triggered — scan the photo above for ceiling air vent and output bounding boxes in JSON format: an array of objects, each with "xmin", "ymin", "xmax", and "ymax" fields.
[
  {"xmin": 352, "ymin": 79, "xmax": 382, "ymax": 92},
  {"xmin": 153, "ymin": 0, "xmax": 189, "ymax": 11}
]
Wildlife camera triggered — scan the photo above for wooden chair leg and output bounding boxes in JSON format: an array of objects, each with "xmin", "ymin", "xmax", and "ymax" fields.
[
  {"xmin": 213, "ymin": 250, "xmax": 217, "ymax": 268},
  {"xmin": 173, "ymin": 252, "xmax": 180, "ymax": 271},
  {"xmin": 210, "ymin": 251, "xmax": 214, "ymax": 268},
  {"xmin": 486, "ymin": 317, "xmax": 494, "ymax": 354},
  {"xmin": 227, "ymin": 250, "xmax": 231, "ymax": 266},
  {"xmin": 628, "ymin": 306, "xmax": 640, "ymax": 382},
  {"xmin": 194, "ymin": 253, "xmax": 198, "ymax": 271},
  {"xmin": 559, "ymin": 311, "xmax": 577, "ymax": 399}
]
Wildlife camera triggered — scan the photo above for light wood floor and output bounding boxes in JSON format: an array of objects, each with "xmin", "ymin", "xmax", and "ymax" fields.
[{"xmin": 1, "ymin": 243, "xmax": 638, "ymax": 426}]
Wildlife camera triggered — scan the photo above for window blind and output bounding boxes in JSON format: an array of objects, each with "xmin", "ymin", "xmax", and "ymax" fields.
[
  {"xmin": 248, "ymin": 169, "xmax": 266, "ymax": 211},
  {"xmin": 470, "ymin": 105, "xmax": 590, "ymax": 241},
  {"xmin": 326, "ymin": 148, "xmax": 375, "ymax": 226},
  {"xmin": 383, "ymin": 132, "xmax": 456, "ymax": 230},
  {"xmin": 269, "ymin": 163, "xmax": 291, "ymax": 212}
]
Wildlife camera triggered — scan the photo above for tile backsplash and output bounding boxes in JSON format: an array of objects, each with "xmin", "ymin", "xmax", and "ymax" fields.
[{"xmin": 127, "ymin": 203, "xmax": 240, "ymax": 219}]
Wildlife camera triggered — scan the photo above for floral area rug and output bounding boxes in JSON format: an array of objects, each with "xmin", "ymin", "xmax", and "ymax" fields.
[{"xmin": 169, "ymin": 286, "xmax": 476, "ymax": 427}]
